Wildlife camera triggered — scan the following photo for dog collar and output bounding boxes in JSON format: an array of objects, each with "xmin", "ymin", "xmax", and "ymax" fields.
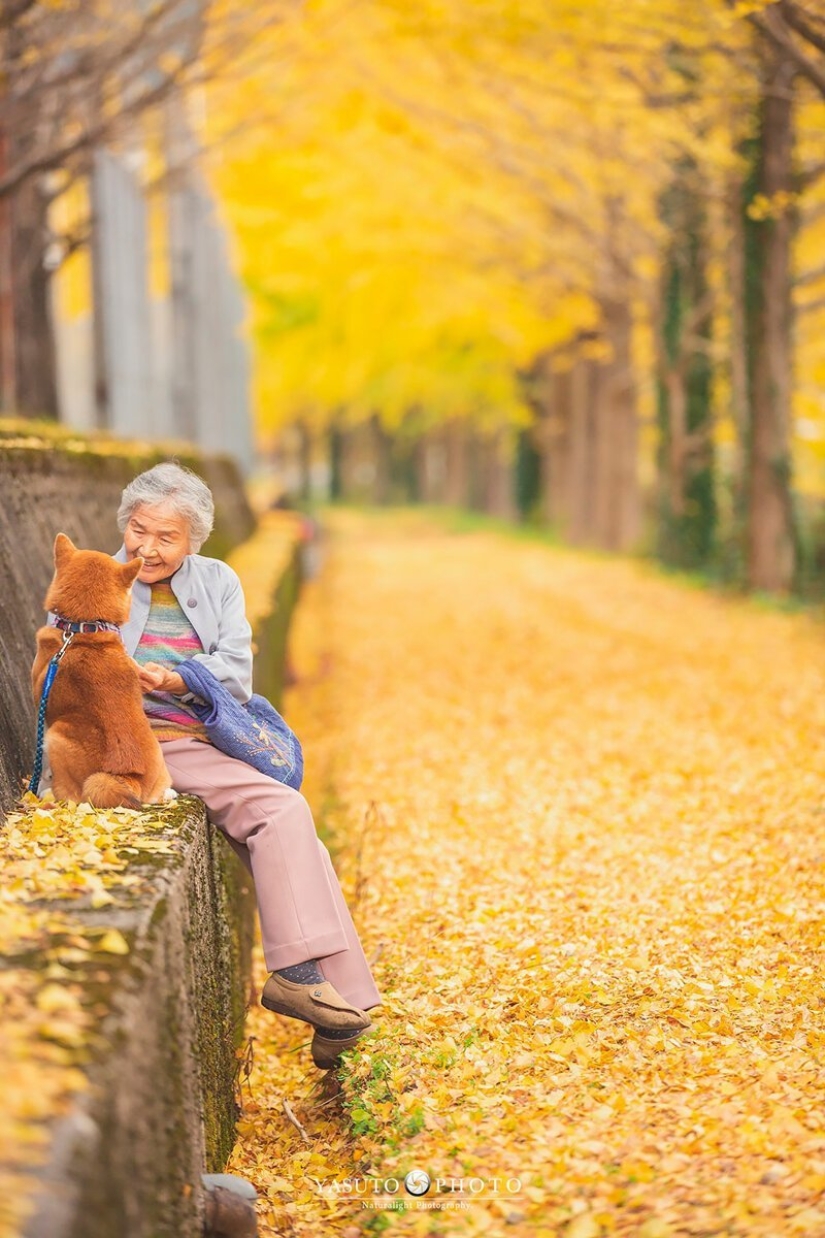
[{"xmin": 50, "ymin": 614, "xmax": 122, "ymax": 636}]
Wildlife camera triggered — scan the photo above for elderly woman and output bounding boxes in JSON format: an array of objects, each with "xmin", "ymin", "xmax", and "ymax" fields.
[{"xmin": 116, "ymin": 461, "xmax": 380, "ymax": 1069}]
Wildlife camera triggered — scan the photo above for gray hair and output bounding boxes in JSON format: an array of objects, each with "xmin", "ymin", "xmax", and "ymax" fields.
[{"xmin": 117, "ymin": 462, "xmax": 215, "ymax": 552}]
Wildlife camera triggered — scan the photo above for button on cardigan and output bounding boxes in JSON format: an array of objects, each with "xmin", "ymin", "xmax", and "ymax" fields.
[{"xmin": 115, "ymin": 548, "xmax": 254, "ymax": 703}]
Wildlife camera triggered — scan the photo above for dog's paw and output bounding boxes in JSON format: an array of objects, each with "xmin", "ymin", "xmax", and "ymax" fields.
[{"xmin": 162, "ymin": 787, "xmax": 179, "ymax": 802}]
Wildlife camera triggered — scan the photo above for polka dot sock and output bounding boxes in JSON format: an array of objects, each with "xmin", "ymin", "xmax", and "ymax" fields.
[
  {"xmin": 275, "ymin": 959, "xmax": 324, "ymax": 984},
  {"xmin": 275, "ymin": 961, "xmax": 370, "ymax": 1038}
]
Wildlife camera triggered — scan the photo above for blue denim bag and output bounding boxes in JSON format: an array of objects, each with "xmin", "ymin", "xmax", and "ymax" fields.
[{"xmin": 177, "ymin": 660, "xmax": 303, "ymax": 790}]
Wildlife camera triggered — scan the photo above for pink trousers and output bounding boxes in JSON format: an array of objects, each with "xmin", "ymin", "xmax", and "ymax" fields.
[{"xmin": 160, "ymin": 738, "xmax": 381, "ymax": 1012}]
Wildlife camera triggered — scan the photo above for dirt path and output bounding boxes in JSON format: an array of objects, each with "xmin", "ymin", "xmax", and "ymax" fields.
[{"xmin": 230, "ymin": 510, "xmax": 825, "ymax": 1238}]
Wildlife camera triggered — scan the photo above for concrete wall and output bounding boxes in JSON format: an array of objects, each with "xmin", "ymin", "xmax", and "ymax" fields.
[{"xmin": 22, "ymin": 799, "xmax": 256, "ymax": 1238}]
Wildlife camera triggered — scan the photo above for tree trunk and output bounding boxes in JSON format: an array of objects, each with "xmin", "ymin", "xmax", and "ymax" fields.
[
  {"xmin": 370, "ymin": 413, "xmax": 392, "ymax": 504},
  {"xmin": 340, "ymin": 422, "xmax": 367, "ymax": 500},
  {"xmin": 10, "ymin": 172, "xmax": 58, "ymax": 416},
  {"xmin": 664, "ymin": 367, "xmax": 688, "ymax": 518},
  {"xmin": 415, "ymin": 432, "xmax": 446, "ymax": 502},
  {"xmin": 466, "ymin": 429, "xmax": 484, "ymax": 510},
  {"xmin": 513, "ymin": 425, "xmax": 542, "ymax": 521},
  {"xmin": 591, "ymin": 300, "xmax": 640, "ymax": 551},
  {"xmin": 521, "ymin": 352, "xmax": 571, "ymax": 528},
  {"xmin": 655, "ymin": 169, "xmax": 715, "ymax": 570},
  {"xmin": 524, "ymin": 315, "xmax": 638, "ymax": 552},
  {"xmin": 527, "ymin": 358, "xmax": 568, "ymax": 529},
  {"xmin": 727, "ymin": 174, "xmax": 749, "ymax": 517},
  {"xmin": 328, "ymin": 421, "xmax": 344, "ymax": 501},
  {"xmin": 745, "ymin": 43, "xmax": 796, "ymax": 592},
  {"xmin": 479, "ymin": 428, "xmax": 515, "ymax": 518},
  {"xmin": 0, "ymin": 122, "xmax": 16, "ymax": 412},
  {"xmin": 391, "ymin": 422, "xmax": 420, "ymax": 503},
  {"xmin": 591, "ymin": 350, "xmax": 614, "ymax": 547},
  {"xmin": 295, "ymin": 419, "xmax": 312, "ymax": 502},
  {"xmin": 444, "ymin": 419, "xmax": 470, "ymax": 506},
  {"xmin": 565, "ymin": 352, "xmax": 598, "ymax": 546},
  {"xmin": 542, "ymin": 366, "xmax": 572, "ymax": 528},
  {"xmin": 2, "ymin": 26, "xmax": 59, "ymax": 418}
]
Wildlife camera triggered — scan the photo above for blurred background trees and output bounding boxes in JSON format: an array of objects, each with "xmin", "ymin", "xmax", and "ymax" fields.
[{"xmin": 5, "ymin": 0, "xmax": 825, "ymax": 596}]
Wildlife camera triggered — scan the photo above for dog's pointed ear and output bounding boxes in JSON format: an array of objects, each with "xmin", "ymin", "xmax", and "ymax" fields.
[
  {"xmin": 54, "ymin": 533, "xmax": 76, "ymax": 567},
  {"xmin": 120, "ymin": 557, "xmax": 143, "ymax": 587}
]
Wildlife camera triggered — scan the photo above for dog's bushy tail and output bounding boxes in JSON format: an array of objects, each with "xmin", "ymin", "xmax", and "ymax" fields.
[{"xmin": 82, "ymin": 773, "xmax": 143, "ymax": 810}]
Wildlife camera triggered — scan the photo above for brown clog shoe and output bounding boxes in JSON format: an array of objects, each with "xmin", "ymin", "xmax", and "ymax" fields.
[
  {"xmin": 261, "ymin": 973, "xmax": 371, "ymax": 1031},
  {"xmin": 311, "ymin": 1023, "xmax": 374, "ymax": 1070}
]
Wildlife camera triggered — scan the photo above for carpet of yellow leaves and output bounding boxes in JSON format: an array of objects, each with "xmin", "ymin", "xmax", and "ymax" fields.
[{"xmin": 229, "ymin": 509, "xmax": 825, "ymax": 1238}]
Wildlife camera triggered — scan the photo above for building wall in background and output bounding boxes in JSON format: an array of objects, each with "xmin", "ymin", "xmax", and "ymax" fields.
[{"xmin": 51, "ymin": 136, "xmax": 253, "ymax": 472}]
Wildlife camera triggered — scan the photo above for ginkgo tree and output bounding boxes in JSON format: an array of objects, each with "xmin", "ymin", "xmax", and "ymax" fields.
[
  {"xmin": 208, "ymin": 0, "xmax": 825, "ymax": 590},
  {"xmin": 210, "ymin": 0, "xmax": 667, "ymax": 543}
]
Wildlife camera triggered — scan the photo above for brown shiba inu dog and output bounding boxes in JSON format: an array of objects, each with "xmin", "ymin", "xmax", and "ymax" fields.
[{"xmin": 31, "ymin": 533, "xmax": 173, "ymax": 808}]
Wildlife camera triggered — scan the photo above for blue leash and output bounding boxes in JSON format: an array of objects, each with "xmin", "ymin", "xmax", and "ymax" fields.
[{"xmin": 28, "ymin": 631, "xmax": 74, "ymax": 795}]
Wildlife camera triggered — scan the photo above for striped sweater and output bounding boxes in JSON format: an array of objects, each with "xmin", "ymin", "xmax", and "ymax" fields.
[{"xmin": 134, "ymin": 581, "xmax": 209, "ymax": 742}]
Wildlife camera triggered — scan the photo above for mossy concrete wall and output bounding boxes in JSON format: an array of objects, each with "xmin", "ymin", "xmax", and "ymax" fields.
[
  {"xmin": 252, "ymin": 545, "xmax": 302, "ymax": 707},
  {"xmin": 22, "ymin": 799, "xmax": 256, "ymax": 1238}
]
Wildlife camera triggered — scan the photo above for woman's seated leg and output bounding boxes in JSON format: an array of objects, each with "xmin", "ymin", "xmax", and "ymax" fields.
[{"xmin": 159, "ymin": 737, "xmax": 381, "ymax": 1015}]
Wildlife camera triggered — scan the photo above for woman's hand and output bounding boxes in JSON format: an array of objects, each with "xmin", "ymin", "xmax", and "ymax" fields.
[{"xmin": 137, "ymin": 661, "xmax": 186, "ymax": 695}]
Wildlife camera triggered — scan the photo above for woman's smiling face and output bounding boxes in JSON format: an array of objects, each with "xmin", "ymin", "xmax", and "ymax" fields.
[{"xmin": 123, "ymin": 502, "xmax": 192, "ymax": 583}]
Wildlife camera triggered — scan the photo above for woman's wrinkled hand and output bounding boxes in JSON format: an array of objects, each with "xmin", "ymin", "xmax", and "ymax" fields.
[{"xmin": 137, "ymin": 661, "xmax": 186, "ymax": 695}]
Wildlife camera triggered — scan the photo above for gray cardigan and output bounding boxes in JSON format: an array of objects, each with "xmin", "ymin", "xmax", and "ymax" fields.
[{"xmin": 115, "ymin": 547, "xmax": 253, "ymax": 703}]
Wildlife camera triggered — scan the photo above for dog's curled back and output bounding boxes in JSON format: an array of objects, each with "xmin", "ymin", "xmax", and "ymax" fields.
[{"xmin": 31, "ymin": 533, "xmax": 173, "ymax": 809}]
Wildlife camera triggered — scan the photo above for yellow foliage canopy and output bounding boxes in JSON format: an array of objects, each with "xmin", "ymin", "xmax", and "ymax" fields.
[{"xmin": 207, "ymin": 0, "xmax": 771, "ymax": 436}]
